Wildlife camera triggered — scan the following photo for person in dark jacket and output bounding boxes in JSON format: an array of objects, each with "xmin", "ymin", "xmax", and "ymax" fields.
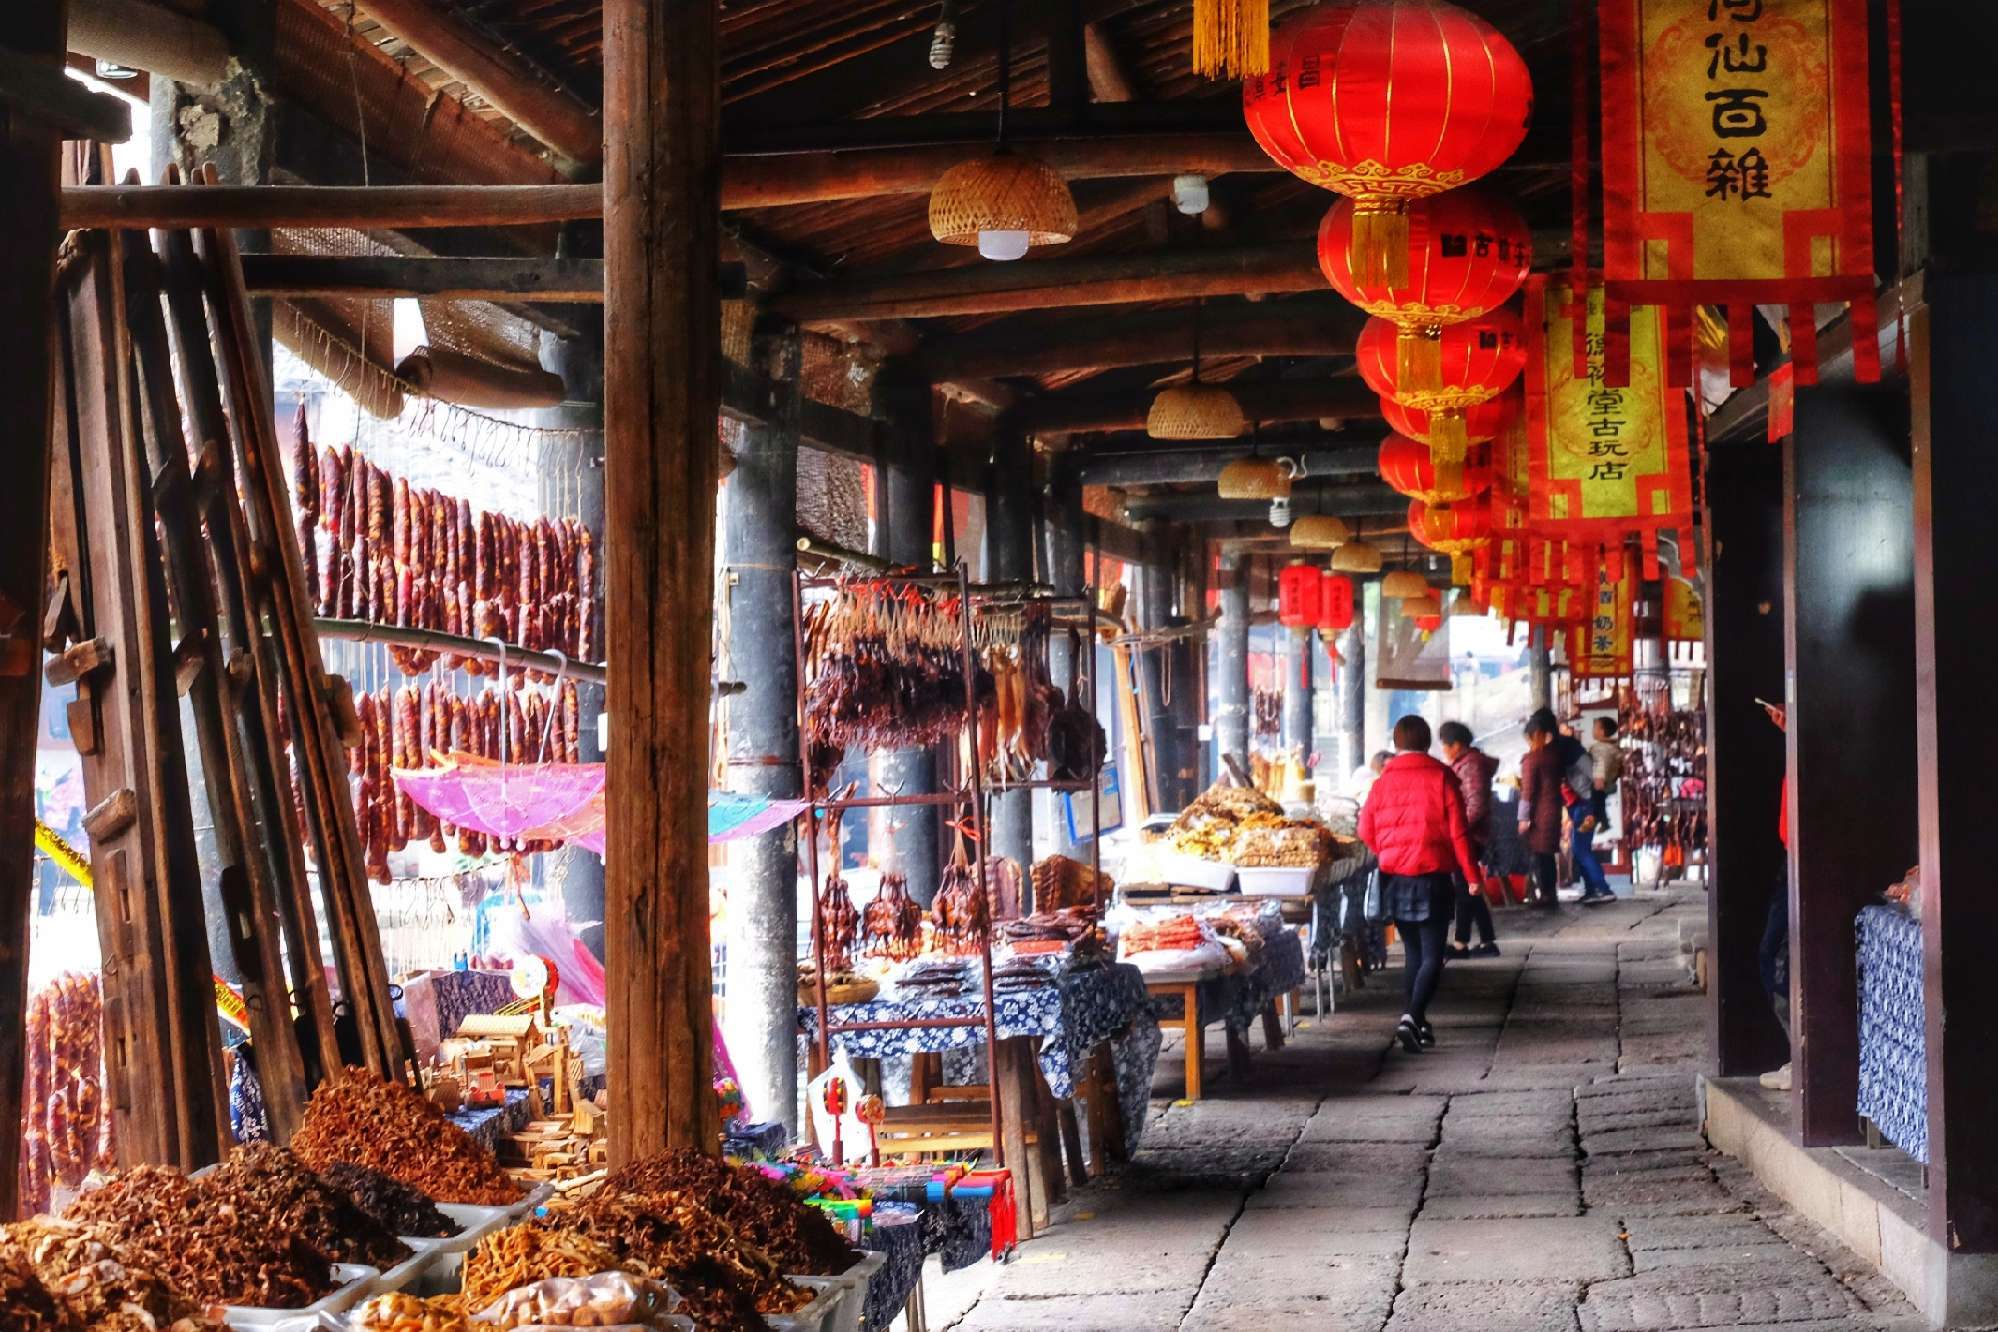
[
  {"xmin": 1358, "ymin": 714, "xmax": 1484, "ymax": 1053},
  {"xmin": 1545, "ymin": 712, "xmax": 1615, "ymax": 904},
  {"xmin": 1518, "ymin": 712, "xmax": 1567, "ymax": 907},
  {"xmin": 1439, "ymin": 721, "xmax": 1501, "ymax": 957}
]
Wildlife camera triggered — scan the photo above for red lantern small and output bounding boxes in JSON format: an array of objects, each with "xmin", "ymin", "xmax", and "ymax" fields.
[
  {"xmin": 1357, "ymin": 310, "xmax": 1525, "ymax": 414},
  {"xmin": 1414, "ymin": 613, "xmax": 1444, "ymax": 633},
  {"xmin": 1278, "ymin": 562, "xmax": 1323, "ymax": 628},
  {"xmin": 1246, "ymin": 0, "xmax": 1532, "ymax": 286},
  {"xmin": 1378, "ymin": 434, "xmax": 1493, "ymax": 507},
  {"xmin": 1318, "ymin": 189, "xmax": 1530, "ymax": 394},
  {"xmin": 1318, "ymin": 572, "xmax": 1354, "ymax": 632},
  {"xmin": 1382, "ymin": 393, "xmax": 1521, "ymax": 457}
]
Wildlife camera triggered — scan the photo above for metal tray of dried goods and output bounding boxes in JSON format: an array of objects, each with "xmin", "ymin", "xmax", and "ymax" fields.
[
  {"xmin": 224, "ymin": 1262, "xmax": 379, "ymax": 1326},
  {"xmin": 401, "ymin": 1202, "xmax": 514, "ymax": 1256},
  {"xmin": 764, "ymin": 1276, "xmax": 846, "ymax": 1332}
]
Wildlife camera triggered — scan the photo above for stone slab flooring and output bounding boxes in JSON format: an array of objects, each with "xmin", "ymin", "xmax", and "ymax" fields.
[{"xmin": 927, "ymin": 888, "xmax": 1927, "ymax": 1332}]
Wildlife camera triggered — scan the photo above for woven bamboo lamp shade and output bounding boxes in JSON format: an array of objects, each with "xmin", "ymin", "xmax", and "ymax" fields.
[
  {"xmin": 1402, "ymin": 591, "xmax": 1444, "ymax": 619},
  {"xmin": 1449, "ymin": 588, "xmax": 1485, "ymax": 616},
  {"xmin": 1330, "ymin": 540, "xmax": 1383, "ymax": 573},
  {"xmin": 1381, "ymin": 568, "xmax": 1430, "ymax": 600},
  {"xmin": 1290, "ymin": 513, "xmax": 1352, "ymax": 548},
  {"xmin": 1148, "ymin": 383, "xmax": 1246, "ymax": 439},
  {"xmin": 929, "ymin": 153, "xmax": 1078, "ymax": 257},
  {"xmin": 1215, "ymin": 455, "xmax": 1286, "ymax": 498}
]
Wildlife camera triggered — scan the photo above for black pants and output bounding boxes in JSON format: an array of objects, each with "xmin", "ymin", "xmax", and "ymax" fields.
[
  {"xmin": 1397, "ymin": 913, "xmax": 1452, "ymax": 1025},
  {"xmin": 1454, "ymin": 880, "xmax": 1496, "ymax": 946},
  {"xmin": 1531, "ymin": 851, "xmax": 1560, "ymax": 905},
  {"xmin": 1760, "ymin": 872, "xmax": 1791, "ymax": 1039}
]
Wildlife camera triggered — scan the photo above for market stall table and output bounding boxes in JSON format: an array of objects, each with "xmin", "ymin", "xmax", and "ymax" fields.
[{"xmin": 1140, "ymin": 927, "xmax": 1306, "ymax": 1102}]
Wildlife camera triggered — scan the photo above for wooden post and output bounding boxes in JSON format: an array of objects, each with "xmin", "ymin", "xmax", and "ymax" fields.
[
  {"xmin": 988, "ymin": 430, "xmax": 1036, "ymax": 875},
  {"xmin": 1213, "ymin": 549, "xmax": 1251, "ymax": 771},
  {"xmin": 1782, "ymin": 388, "xmax": 1917, "ymax": 1146},
  {"xmin": 1702, "ymin": 440, "xmax": 1790, "ymax": 1077},
  {"xmin": 602, "ymin": 0, "xmax": 723, "ymax": 1162},
  {"xmin": 0, "ymin": 7, "xmax": 65, "ymax": 1220},
  {"xmin": 1912, "ymin": 275, "xmax": 1998, "ymax": 1284}
]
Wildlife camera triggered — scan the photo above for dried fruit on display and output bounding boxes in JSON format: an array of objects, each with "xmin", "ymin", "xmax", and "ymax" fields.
[
  {"xmin": 0, "ymin": 1239, "xmax": 67, "ymax": 1332},
  {"xmin": 599, "ymin": 1150, "xmax": 856, "ymax": 1276},
  {"xmin": 64, "ymin": 1166, "xmax": 337, "ymax": 1309},
  {"xmin": 4, "ymin": 1218, "xmax": 220, "ymax": 1332},
  {"xmin": 350, "ymin": 1291, "xmax": 473, "ymax": 1332},
  {"xmin": 204, "ymin": 1143, "xmax": 411, "ymax": 1271},
  {"xmin": 305, "ymin": 446, "xmax": 599, "ymax": 671},
  {"xmin": 801, "ymin": 580, "xmax": 976, "ymax": 796},
  {"xmin": 545, "ymin": 1191, "xmax": 809, "ymax": 1330},
  {"xmin": 17, "ymin": 972, "xmax": 112, "ymax": 1217},
  {"xmin": 460, "ymin": 1226, "xmax": 628, "ymax": 1312},
  {"xmin": 319, "ymin": 1162, "xmax": 463, "ymax": 1240},
  {"xmin": 290, "ymin": 1069, "xmax": 524, "ymax": 1206}
]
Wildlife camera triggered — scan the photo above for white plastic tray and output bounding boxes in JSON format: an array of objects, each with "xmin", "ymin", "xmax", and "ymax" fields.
[
  {"xmin": 371, "ymin": 1246, "xmax": 440, "ymax": 1298},
  {"xmin": 764, "ymin": 1276, "xmax": 846, "ymax": 1332},
  {"xmin": 1157, "ymin": 852, "xmax": 1235, "ymax": 893},
  {"xmin": 402, "ymin": 1201, "xmax": 513, "ymax": 1256},
  {"xmin": 1233, "ymin": 864, "xmax": 1320, "ymax": 897},
  {"xmin": 224, "ymin": 1263, "xmax": 378, "ymax": 1326},
  {"xmin": 829, "ymin": 1251, "xmax": 886, "ymax": 1332}
]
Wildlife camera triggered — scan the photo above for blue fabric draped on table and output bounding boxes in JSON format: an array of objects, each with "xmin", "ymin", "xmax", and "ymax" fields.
[
  {"xmin": 448, "ymin": 1087, "xmax": 534, "ymax": 1151},
  {"xmin": 1148, "ymin": 928, "xmax": 1307, "ymax": 1036},
  {"xmin": 798, "ymin": 961, "xmax": 1162, "ymax": 1151},
  {"xmin": 1856, "ymin": 904, "xmax": 1926, "ymax": 1163},
  {"xmin": 865, "ymin": 1204, "xmax": 926, "ymax": 1328}
]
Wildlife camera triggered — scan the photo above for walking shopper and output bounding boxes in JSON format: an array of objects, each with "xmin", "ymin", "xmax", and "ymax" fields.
[
  {"xmin": 1439, "ymin": 721, "xmax": 1501, "ymax": 958},
  {"xmin": 1359, "ymin": 715, "xmax": 1485, "ymax": 1054},
  {"xmin": 1519, "ymin": 713, "xmax": 1566, "ymax": 907},
  {"xmin": 1544, "ymin": 709, "xmax": 1616, "ymax": 904},
  {"xmin": 1590, "ymin": 717, "xmax": 1625, "ymax": 831}
]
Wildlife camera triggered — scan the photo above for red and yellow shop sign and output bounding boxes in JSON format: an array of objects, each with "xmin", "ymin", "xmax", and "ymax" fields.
[
  {"xmin": 1568, "ymin": 563, "xmax": 1636, "ymax": 678},
  {"xmin": 1597, "ymin": 0, "xmax": 1877, "ymax": 386},
  {"xmin": 1663, "ymin": 574, "xmax": 1706, "ymax": 642},
  {"xmin": 1525, "ymin": 279, "xmax": 1695, "ymax": 581}
]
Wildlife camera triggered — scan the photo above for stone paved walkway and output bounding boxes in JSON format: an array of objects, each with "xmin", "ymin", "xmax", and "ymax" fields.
[{"xmin": 930, "ymin": 888, "xmax": 1923, "ymax": 1332}]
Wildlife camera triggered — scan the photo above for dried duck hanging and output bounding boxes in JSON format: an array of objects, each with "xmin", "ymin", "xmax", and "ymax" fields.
[
  {"xmin": 930, "ymin": 822, "xmax": 990, "ymax": 955},
  {"xmin": 817, "ymin": 786, "xmax": 862, "ymax": 969}
]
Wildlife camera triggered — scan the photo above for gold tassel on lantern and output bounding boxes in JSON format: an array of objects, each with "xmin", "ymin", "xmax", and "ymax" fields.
[
  {"xmin": 1427, "ymin": 413, "xmax": 1471, "ymax": 463},
  {"xmin": 1433, "ymin": 454, "xmax": 1466, "ymax": 500},
  {"xmin": 1451, "ymin": 553, "xmax": 1472, "ymax": 585},
  {"xmin": 1396, "ymin": 323, "xmax": 1443, "ymax": 394},
  {"xmin": 1348, "ymin": 199, "xmax": 1411, "ymax": 289},
  {"xmin": 1193, "ymin": 0, "xmax": 1270, "ymax": 79}
]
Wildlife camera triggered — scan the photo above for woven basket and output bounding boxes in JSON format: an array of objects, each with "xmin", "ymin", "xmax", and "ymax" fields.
[
  {"xmin": 930, "ymin": 153, "xmax": 1077, "ymax": 247},
  {"xmin": 1290, "ymin": 513, "xmax": 1352, "ymax": 548},
  {"xmin": 1381, "ymin": 569, "xmax": 1430, "ymax": 600},
  {"xmin": 1215, "ymin": 456, "xmax": 1285, "ymax": 499},
  {"xmin": 1331, "ymin": 540, "xmax": 1383, "ymax": 573},
  {"xmin": 1401, "ymin": 592, "xmax": 1444, "ymax": 619},
  {"xmin": 1150, "ymin": 384, "xmax": 1247, "ymax": 440},
  {"xmin": 800, "ymin": 977, "xmax": 880, "ymax": 1006}
]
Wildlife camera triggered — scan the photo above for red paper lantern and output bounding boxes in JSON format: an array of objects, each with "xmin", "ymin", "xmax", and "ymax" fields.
[
  {"xmin": 1381, "ymin": 392, "xmax": 1521, "ymax": 458},
  {"xmin": 1319, "ymin": 189, "xmax": 1531, "ymax": 395},
  {"xmin": 1377, "ymin": 434, "xmax": 1493, "ymax": 507},
  {"xmin": 1278, "ymin": 562, "xmax": 1323, "ymax": 628},
  {"xmin": 1414, "ymin": 613, "xmax": 1444, "ymax": 633},
  {"xmin": 1245, "ymin": 0, "xmax": 1531, "ymax": 287},
  {"xmin": 1356, "ymin": 309, "xmax": 1525, "ymax": 414},
  {"xmin": 1409, "ymin": 499, "xmax": 1492, "ymax": 585},
  {"xmin": 1318, "ymin": 572, "xmax": 1354, "ymax": 632}
]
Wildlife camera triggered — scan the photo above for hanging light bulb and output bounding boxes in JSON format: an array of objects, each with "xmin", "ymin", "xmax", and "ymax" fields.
[
  {"xmin": 1172, "ymin": 173, "xmax": 1211, "ymax": 215},
  {"xmin": 929, "ymin": 0, "xmax": 960, "ymax": 68},
  {"xmin": 1269, "ymin": 494, "xmax": 1293, "ymax": 527}
]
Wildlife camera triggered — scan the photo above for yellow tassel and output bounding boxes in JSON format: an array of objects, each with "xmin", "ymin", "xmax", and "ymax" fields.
[
  {"xmin": 1427, "ymin": 411, "xmax": 1470, "ymax": 461},
  {"xmin": 1193, "ymin": 0, "xmax": 1270, "ymax": 79},
  {"xmin": 1348, "ymin": 201, "xmax": 1410, "ymax": 290},
  {"xmin": 1433, "ymin": 454, "xmax": 1465, "ymax": 501},
  {"xmin": 1452, "ymin": 554, "xmax": 1472, "ymax": 586},
  {"xmin": 1397, "ymin": 324, "xmax": 1443, "ymax": 394}
]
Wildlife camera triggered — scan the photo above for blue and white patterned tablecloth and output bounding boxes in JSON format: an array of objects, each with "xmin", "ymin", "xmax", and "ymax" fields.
[
  {"xmin": 798, "ymin": 962, "xmax": 1161, "ymax": 1151},
  {"xmin": 1148, "ymin": 928, "xmax": 1307, "ymax": 1037},
  {"xmin": 1857, "ymin": 904, "xmax": 1927, "ymax": 1163},
  {"xmin": 447, "ymin": 1087, "xmax": 534, "ymax": 1151},
  {"xmin": 865, "ymin": 1206, "xmax": 926, "ymax": 1328}
]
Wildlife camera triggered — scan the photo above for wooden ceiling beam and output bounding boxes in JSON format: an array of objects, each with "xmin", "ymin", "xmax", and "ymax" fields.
[
  {"xmin": 919, "ymin": 297, "xmax": 1362, "ymax": 380},
  {"xmin": 1064, "ymin": 436, "xmax": 1380, "ymax": 486},
  {"xmin": 1121, "ymin": 484, "xmax": 1406, "ymax": 524},
  {"xmin": 770, "ymin": 240, "xmax": 1322, "ymax": 323},
  {"xmin": 1016, "ymin": 377, "xmax": 1380, "ymax": 436},
  {"xmin": 1083, "ymin": 23, "xmax": 1138, "ymax": 102}
]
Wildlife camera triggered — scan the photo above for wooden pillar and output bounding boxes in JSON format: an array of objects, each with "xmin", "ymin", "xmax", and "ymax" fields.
[
  {"xmin": 1044, "ymin": 463, "xmax": 1089, "ymax": 857},
  {"xmin": 1214, "ymin": 549, "xmax": 1251, "ymax": 769},
  {"xmin": 1783, "ymin": 387, "xmax": 1916, "ymax": 1147},
  {"xmin": 1913, "ymin": 275, "xmax": 1998, "ymax": 1275},
  {"xmin": 602, "ymin": 0, "xmax": 722, "ymax": 1162},
  {"xmin": 1528, "ymin": 641, "xmax": 1552, "ymax": 712},
  {"xmin": 871, "ymin": 371, "xmax": 942, "ymax": 903},
  {"xmin": 1703, "ymin": 439, "xmax": 1789, "ymax": 1077},
  {"xmin": 722, "ymin": 326, "xmax": 802, "ymax": 1135},
  {"xmin": 1339, "ymin": 620, "xmax": 1365, "ymax": 778},
  {"xmin": 1281, "ymin": 628, "xmax": 1314, "ymax": 762},
  {"xmin": 988, "ymin": 430, "xmax": 1035, "ymax": 871},
  {"xmin": 0, "ymin": 7, "xmax": 66, "ymax": 1220}
]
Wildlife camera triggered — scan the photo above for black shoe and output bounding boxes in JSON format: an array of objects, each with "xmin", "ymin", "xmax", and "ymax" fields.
[
  {"xmin": 1445, "ymin": 944, "xmax": 1471, "ymax": 959},
  {"xmin": 1471, "ymin": 942, "xmax": 1501, "ymax": 958},
  {"xmin": 1582, "ymin": 892, "xmax": 1614, "ymax": 907},
  {"xmin": 1417, "ymin": 1020, "xmax": 1436, "ymax": 1047},
  {"xmin": 1396, "ymin": 1017, "xmax": 1424, "ymax": 1054}
]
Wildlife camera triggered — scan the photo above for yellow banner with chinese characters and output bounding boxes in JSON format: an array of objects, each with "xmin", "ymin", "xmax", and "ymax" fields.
[
  {"xmin": 1525, "ymin": 279, "xmax": 1693, "ymax": 573},
  {"xmin": 1663, "ymin": 575, "xmax": 1706, "ymax": 642},
  {"xmin": 1569, "ymin": 563, "xmax": 1635, "ymax": 678}
]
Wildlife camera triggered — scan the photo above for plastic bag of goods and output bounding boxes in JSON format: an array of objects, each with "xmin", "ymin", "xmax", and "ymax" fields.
[{"xmin": 469, "ymin": 1272, "xmax": 685, "ymax": 1328}]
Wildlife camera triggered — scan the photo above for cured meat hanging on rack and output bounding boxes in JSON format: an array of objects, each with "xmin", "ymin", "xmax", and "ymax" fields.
[
  {"xmin": 800, "ymin": 578, "xmax": 986, "ymax": 796},
  {"xmin": 299, "ymin": 444, "xmax": 601, "ymax": 675},
  {"xmin": 347, "ymin": 679, "xmax": 585, "ymax": 882}
]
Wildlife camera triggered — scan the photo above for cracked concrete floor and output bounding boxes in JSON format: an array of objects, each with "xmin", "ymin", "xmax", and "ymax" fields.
[{"xmin": 924, "ymin": 887, "xmax": 1924, "ymax": 1332}]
